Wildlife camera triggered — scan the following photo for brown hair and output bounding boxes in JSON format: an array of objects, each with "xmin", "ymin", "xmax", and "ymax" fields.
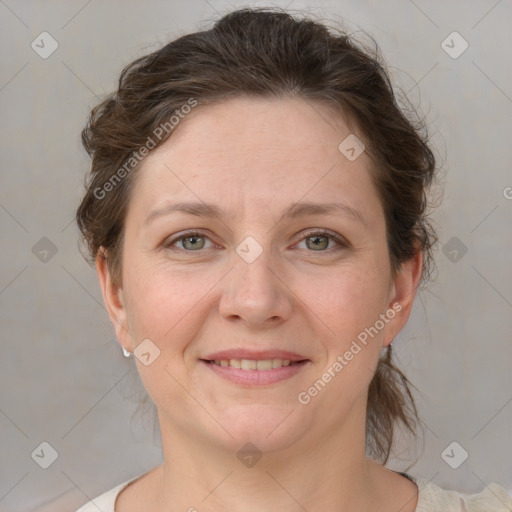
[{"xmin": 76, "ymin": 7, "xmax": 437, "ymax": 464}]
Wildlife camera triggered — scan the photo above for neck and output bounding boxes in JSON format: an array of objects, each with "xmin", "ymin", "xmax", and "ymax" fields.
[{"xmin": 150, "ymin": 399, "xmax": 391, "ymax": 512}]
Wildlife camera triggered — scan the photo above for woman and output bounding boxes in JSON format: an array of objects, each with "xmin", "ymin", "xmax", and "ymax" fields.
[{"xmin": 75, "ymin": 7, "xmax": 512, "ymax": 512}]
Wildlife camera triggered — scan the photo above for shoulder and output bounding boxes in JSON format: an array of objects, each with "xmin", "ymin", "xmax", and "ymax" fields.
[
  {"xmin": 75, "ymin": 473, "xmax": 143, "ymax": 512},
  {"xmin": 411, "ymin": 476, "xmax": 512, "ymax": 512}
]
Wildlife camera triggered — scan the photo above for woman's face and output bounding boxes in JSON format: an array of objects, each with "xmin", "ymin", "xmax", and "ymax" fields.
[{"xmin": 98, "ymin": 96, "xmax": 419, "ymax": 454}]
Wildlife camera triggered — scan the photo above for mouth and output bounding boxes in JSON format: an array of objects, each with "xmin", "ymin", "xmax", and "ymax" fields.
[
  {"xmin": 201, "ymin": 358, "xmax": 307, "ymax": 369},
  {"xmin": 199, "ymin": 357, "xmax": 311, "ymax": 386}
]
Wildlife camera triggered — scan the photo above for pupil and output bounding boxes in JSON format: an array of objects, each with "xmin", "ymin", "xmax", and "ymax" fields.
[
  {"xmin": 309, "ymin": 236, "xmax": 327, "ymax": 250},
  {"xmin": 185, "ymin": 235, "xmax": 203, "ymax": 249}
]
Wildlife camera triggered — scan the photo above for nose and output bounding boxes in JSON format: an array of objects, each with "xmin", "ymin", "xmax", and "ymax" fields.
[{"xmin": 218, "ymin": 246, "xmax": 293, "ymax": 328}]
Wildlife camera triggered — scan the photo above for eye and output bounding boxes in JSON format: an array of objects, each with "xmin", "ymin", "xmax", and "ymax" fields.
[
  {"xmin": 296, "ymin": 228, "xmax": 348, "ymax": 252},
  {"xmin": 164, "ymin": 228, "xmax": 348, "ymax": 253},
  {"xmin": 165, "ymin": 231, "xmax": 215, "ymax": 251}
]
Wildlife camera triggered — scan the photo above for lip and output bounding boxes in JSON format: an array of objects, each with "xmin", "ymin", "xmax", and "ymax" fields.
[
  {"xmin": 201, "ymin": 349, "xmax": 308, "ymax": 362},
  {"xmin": 201, "ymin": 359, "xmax": 310, "ymax": 386}
]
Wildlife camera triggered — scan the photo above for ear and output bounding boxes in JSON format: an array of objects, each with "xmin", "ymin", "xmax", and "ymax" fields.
[
  {"xmin": 96, "ymin": 248, "xmax": 132, "ymax": 353},
  {"xmin": 382, "ymin": 249, "xmax": 423, "ymax": 348}
]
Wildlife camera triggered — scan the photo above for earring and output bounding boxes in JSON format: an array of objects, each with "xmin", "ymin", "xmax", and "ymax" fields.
[{"xmin": 122, "ymin": 347, "xmax": 133, "ymax": 357}]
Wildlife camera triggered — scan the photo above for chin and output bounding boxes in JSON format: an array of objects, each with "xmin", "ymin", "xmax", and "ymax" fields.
[{"xmin": 209, "ymin": 403, "xmax": 307, "ymax": 454}]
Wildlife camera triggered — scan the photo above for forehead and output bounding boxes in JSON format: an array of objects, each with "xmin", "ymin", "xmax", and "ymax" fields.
[
  {"xmin": 149, "ymin": 96, "xmax": 357, "ymax": 167},
  {"xmin": 129, "ymin": 96, "xmax": 381, "ymax": 223}
]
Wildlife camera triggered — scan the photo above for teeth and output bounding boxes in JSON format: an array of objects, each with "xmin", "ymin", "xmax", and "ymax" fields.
[
  {"xmin": 211, "ymin": 358, "xmax": 295, "ymax": 370},
  {"xmin": 256, "ymin": 359, "xmax": 273, "ymax": 370},
  {"xmin": 241, "ymin": 359, "xmax": 257, "ymax": 370}
]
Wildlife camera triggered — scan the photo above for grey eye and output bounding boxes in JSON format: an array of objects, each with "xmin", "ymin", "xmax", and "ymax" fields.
[
  {"xmin": 305, "ymin": 234, "xmax": 330, "ymax": 251},
  {"xmin": 180, "ymin": 234, "xmax": 207, "ymax": 250}
]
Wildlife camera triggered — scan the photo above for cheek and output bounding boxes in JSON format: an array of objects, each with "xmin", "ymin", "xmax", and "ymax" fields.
[
  {"xmin": 123, "ymin": 263, "xmax": 207, "ymax": 344},
  {"xmin": 301, "ymin": 263, "xmax": 390, "ymax": 341},
  {"xmin": 122, "ymin": 266, "xmax": 210, "ymax": 405},
  {"xmin": 302, "ymin": 268, "xmax": 388, "ymax": 410}
]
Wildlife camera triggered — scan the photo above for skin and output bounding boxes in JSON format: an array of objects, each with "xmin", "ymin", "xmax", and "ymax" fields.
[{"xmin": 97, "ymin": 96, "xmax": 422, "ymax": 512}]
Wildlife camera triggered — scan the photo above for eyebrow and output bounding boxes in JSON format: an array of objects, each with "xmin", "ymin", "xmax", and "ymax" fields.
[{"xmin": 145, "ymin": 200, "xmax": 366, "ymax": 226}]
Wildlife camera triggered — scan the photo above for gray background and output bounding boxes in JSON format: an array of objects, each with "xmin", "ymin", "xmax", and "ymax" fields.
[{"xmin": 1, "ymin": 0, "xmax": 511, "ymax": 510}]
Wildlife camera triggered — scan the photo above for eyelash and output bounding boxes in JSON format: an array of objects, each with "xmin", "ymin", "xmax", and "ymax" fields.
[{"xmin": 164, "ymin": 228, "xmax": 348, "ymax": 253}]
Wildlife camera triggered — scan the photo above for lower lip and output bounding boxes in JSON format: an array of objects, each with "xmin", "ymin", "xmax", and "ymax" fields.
[{"xmin": 201, "ymin": 360, "xmax": 309, "ymax": 386}]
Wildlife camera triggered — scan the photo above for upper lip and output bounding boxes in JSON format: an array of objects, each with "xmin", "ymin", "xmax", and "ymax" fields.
[{"xmin": 202, "ymin": 349, "xmax": 309, "ymax": 362}]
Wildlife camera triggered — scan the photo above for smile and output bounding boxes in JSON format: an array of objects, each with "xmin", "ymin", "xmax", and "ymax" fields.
[
  {"xmin": 207, "ymin": 358, "xmax": 303, "ymax": 370},
  {"xmin": 200, "ymin": 358, "xmax": 310, "ymax": 386}
]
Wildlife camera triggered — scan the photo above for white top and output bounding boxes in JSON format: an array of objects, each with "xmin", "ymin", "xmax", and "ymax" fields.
[{"xmin": 76, "ymin": 471, "xmax": 512, "ymax": 512}]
